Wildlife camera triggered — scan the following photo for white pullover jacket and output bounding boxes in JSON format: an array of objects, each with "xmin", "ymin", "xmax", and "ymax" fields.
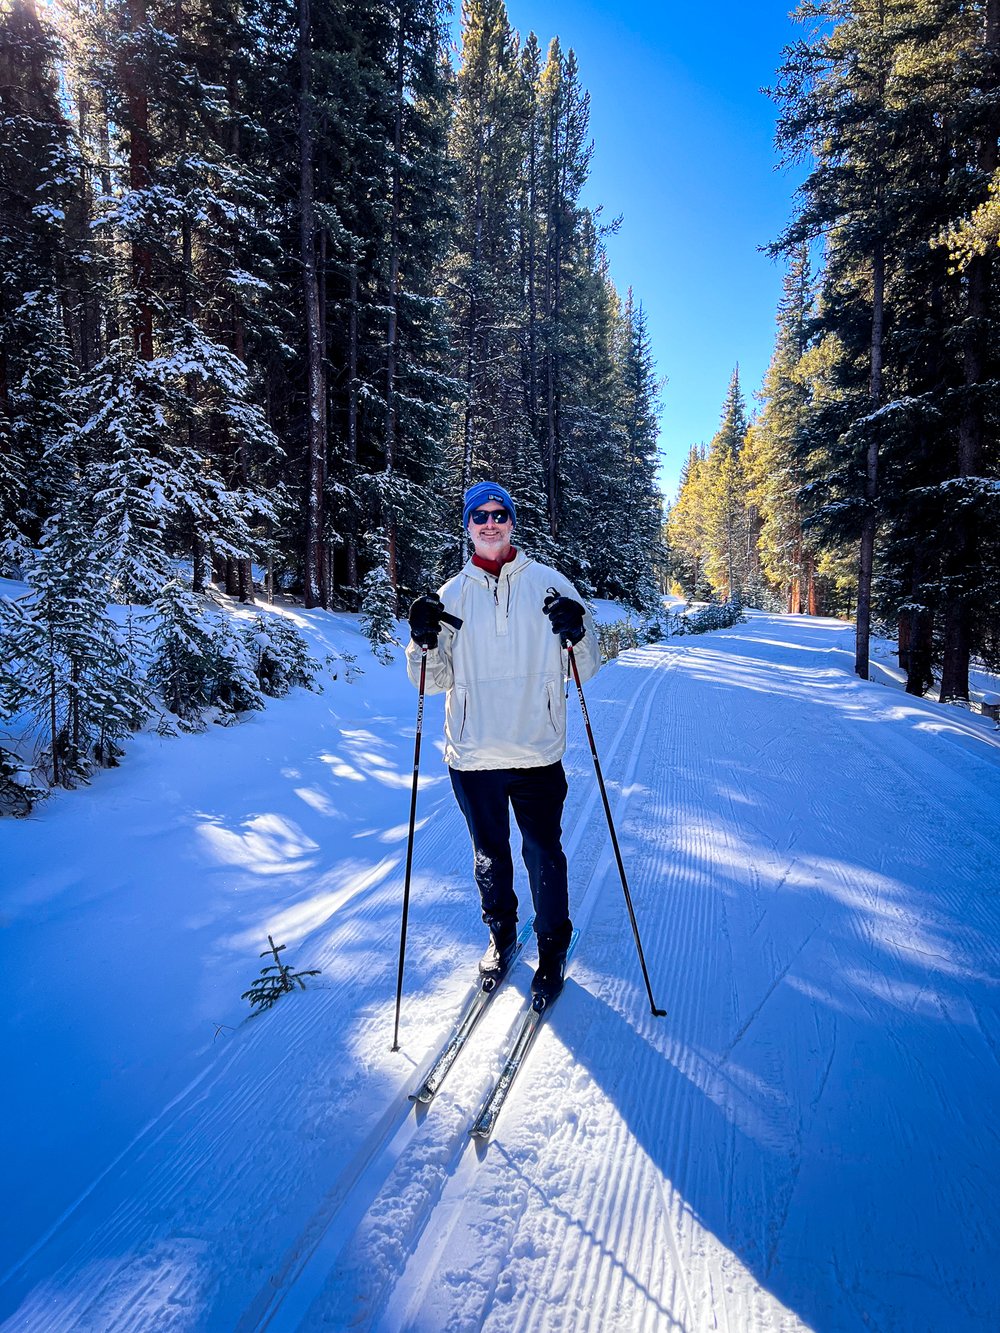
[{"xmin": 405, "ymin": 550, "xmax": 601, "ymax": 771}]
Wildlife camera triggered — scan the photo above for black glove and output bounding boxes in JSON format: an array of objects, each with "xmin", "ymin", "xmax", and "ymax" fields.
[
  {"xmin": 408, "ymin": 593, "xmax": 445, "ymax": 650},
  {"xmin": 543, "ymin": 592, "xmax": 586, "ymax": 647}
]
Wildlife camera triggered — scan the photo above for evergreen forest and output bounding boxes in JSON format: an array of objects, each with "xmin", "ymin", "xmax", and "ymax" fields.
[
  {"xmin": 668, "ymin": 0, "xmax": 1000, "ymax": 702},
  {"xmin": 7, "ymin": 0, "xmax": 1000, "ymax": 808},
  {"xmin": 0, "ymin": 0, "xmax": 663, "ymax": 799}
]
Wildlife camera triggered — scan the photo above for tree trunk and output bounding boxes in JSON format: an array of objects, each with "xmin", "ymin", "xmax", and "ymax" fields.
[
  {"xmin": 232, "ymin": 303, "xmax": 254, "ymax": 604},
  {"xmin": 298, "ymin": 0, "xmax": 327, "ymax": 609},
  {"xmin": 228, "ymin": 63, "xmax": 254, "ymax": 605},
  {"xmin": 461, "ymin": 298, "xmax": 478, "ymax": 497},
  {"xmin": 905, "ymin": 608, "xmax": 934, "ymax": 697},
  {"xmin": 525, "ymin": 85, "xmax": 539, "ymax": 445},
  {"xmin": 47, "ymin": 644, "xmax": 59, "ymax": 788},
  {"xmin": 897, "ymin": 611, "xmax": 911, "ymax": 674},
  {"xmin": 855, "ymin": 241, "xmax": 884, "ymax": 680},
  {"xmin": 181, "ymin": 215, "xmax": 205, "ymax": 592},
  {"xmin": 543, "ymin": 139, "xmax": 562, "ymax": 540},
  {"xmin": 345, "ymin": 260, "xmax": 359, "ymax": 603},
  {"xmin": 126, "ymin": 0, "xmax": 154, "ymax": 362},
  {"xmin": 192, "ymin": 531, "xmax": 207, "ymax": 593},
  {"xmin": 383, "ymin": 8, "xmax": 405, "ymax": 603},
  {"xmin": 940, "ymin": 0, "xmax": 1000, "ymax": 699},
  {"xmin": 461, "ymin": 142, "xmax": 486, "ymax": 502}
]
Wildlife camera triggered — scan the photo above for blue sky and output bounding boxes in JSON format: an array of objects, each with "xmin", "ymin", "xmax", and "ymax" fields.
[{"xmin": 451, "ymin": 1, "xmax": 806, "ymax": 500}]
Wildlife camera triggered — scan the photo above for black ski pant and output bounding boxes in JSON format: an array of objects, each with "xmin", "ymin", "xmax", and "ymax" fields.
[{"xmin": 449, "ymin": 762, "xmax": 571, "ymax": 939}]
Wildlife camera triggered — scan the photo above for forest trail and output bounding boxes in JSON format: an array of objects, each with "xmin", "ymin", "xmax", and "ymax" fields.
[{"xmin": 2, "ymin": 611, "xmax": 999, "ymax": 1332}]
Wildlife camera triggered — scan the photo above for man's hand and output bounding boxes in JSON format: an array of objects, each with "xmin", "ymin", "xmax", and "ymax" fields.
[
  {"xmin": 543, "ymin": 591, "xmax": 586, "ymax": 647},
  {"xmin": 408, "ymin": 593, "xmax": 446, "ymax": 650}
]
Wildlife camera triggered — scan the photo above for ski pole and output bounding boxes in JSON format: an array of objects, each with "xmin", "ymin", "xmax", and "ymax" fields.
[
  {"xmin": 565, "ymin": 639, "xmax": 666, "ymax": 1018},
  {"xmin": 392, "ymin": 605, "xmax": 462, "ymax": 1052}
]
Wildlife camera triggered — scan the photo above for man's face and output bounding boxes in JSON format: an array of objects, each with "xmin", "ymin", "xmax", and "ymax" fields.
[{"xmin": 467, "ymin": 503, "xmax": 514, "ymax": 561}]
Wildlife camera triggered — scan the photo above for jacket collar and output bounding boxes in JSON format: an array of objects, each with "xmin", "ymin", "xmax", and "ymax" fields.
[
  {"xmin": 471, "ymin": 546, "xmax": 518, "ymax": 577},
  {"xmin": 461, "ymin": 548, "xmax": 531, "ymax": 584}
]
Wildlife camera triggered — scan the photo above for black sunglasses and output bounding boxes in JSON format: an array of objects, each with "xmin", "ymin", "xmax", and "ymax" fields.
[{"xmin": 470, "ymin": 507, "xmax": 512, "ymax": 525}]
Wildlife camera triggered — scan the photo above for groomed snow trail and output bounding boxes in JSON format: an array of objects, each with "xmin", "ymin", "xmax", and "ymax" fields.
[{"xmin": 3, "ymin": 611, "xmax": 1000, "ymax": 1332}]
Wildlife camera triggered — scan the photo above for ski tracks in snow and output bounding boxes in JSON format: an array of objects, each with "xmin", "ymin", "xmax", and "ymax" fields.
[
  {"xmin": 4, "ymin": 613, "xmax": 1000, "ymax": 1332},
  {"xmin": 250, "ymin": 649, "xmax": 681, "ymax": 1332}
]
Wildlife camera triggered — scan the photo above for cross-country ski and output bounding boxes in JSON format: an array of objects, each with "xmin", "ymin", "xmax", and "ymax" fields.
[
  {"xmin": 410, "ymin": 917, "xmax": 534, "ymax": 1105},
  {"xmin": 470, "ymin": 930, "xmax": 580, "ymax": 1139}
]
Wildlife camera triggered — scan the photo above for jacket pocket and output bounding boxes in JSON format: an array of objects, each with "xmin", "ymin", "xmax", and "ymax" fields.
[
  {"xmin": 545, "ymin": 677, "xmax": 562, "ymax": 735},
  {"xmin": 446, "ymin": 684, "xmax": 469, "ymax": 746}
]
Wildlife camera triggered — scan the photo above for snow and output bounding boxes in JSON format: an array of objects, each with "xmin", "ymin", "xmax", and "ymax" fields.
[{"xmin": 2, "ymin": 605, "xmax": 1000, "ymax": 1331}]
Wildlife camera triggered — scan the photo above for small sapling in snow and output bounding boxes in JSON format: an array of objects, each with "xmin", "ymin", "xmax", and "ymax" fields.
[{"xmin": 242, "ymin": 935, "xmax": 321, "ymax": 1012}]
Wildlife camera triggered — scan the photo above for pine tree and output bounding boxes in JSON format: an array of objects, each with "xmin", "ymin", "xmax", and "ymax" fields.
[
  {"xmin": 609, "ymin": 292, "xmax": 663, "ymax": 611},
  {"xmin": 68, "ymin": 0, "xmax": 280, "ymax": 604},
  {"xmin": 360, "ymin": 561, "xmax": 401, "ymax": 664},
  {"xmin": 702, "ymin": 368, "xmax": 750, "ymax": 601},
  {"xmin": 668, "ymin": 445, "xmax": 712, "ymax": 599},
  {"xmin": 773, "ymin": 0, "xmax": 909, "ymax": 675},
  {"xmin": 535, "ymin": 39, "xmax": 593, "ymax": 540},
  {"xmin": 448, "ymin": 0, "xmax": 530, "ymax": 514},
  {"xmin": 147, "ymin": 579, "xmax": 261, "ymax": 725},
  {"xmin": 0, "ymin": 494, "xmax": 147, "ymax": 786},
  {"xmin": 371, "ymin": 0, "xmax": 457, "ymax": 606},
  {"xmin": 0, "ymin": 0, "xmax": 83, "ymax": 571},
  {"xmin": 749, "ymin": 245, "xmax": 826, "ymax": 614},
  {"xmin": 771, "ymin": 0, "xmax": 1000, "ymax": 692}
]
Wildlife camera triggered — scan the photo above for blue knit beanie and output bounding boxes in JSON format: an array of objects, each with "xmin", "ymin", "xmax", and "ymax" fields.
[{"xmin": 462, "ymin": 481, "xmax": 517, "ymax": 528}]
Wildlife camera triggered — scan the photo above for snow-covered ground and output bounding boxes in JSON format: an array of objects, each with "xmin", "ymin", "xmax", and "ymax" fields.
[{"xmin": 2, "ymin": 606, "xmax": 999, "ymax": 1331}]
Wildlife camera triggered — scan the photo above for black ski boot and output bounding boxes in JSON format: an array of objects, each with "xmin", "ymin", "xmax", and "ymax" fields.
[
  {"xmin": 479, "ymin": 917, "xmax": 518, "ymax": 979},
  {"xmin": 531, "ymin": 924, "xmax": 573, "ymax": 1002}
]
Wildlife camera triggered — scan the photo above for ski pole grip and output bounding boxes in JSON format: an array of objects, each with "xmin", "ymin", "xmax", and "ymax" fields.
[
  {"xmin": 420, "ymin": 588, "xmax": 462, "ymax": 632},
  {"xmin": 544, "ymin": 586, "xmax": 574, "ymax": 649}
]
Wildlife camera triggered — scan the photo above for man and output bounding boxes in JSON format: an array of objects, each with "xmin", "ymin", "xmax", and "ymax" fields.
[{"xmin": 405, "ymin": 481, "xmax": 601, "ymax": 1001}]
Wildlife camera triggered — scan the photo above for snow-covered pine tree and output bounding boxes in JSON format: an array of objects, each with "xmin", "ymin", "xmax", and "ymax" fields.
[
  {"xmin": 242, "ymin": 612, "xmax": 318, "ymax": 697},
  {"xmin": 0, "ymin": 0, "xmax": 83, "ymax": 574},
  {"xmin": 448, "ymin": 0, "xmax": 532, "ymax": 507},
  {"xmin": 0, "ymin": 493, "xmax": 147, "ymax": 787},
  {"xmin": 534, "ymin": 39, "xmax": 593, "ymax": 543},
  {"xmin": 146, "ymin": 580, "xmax": 261, "ymax": 727},
  {"xmin": 556, "ymin": 219, "xmax": 624, "ymax": 599},
  {"xmin": 608, "ymin": 290, "xmax": 663, "ymax": 613},
  {"xmin": 360, "ymin": 560, "xmax": 401, "ymax": 665},
  {"xmin": 72, "ymin": 0, "xmax": 280, "ymax": 609},
  {"xmin": 373, "ymin": 0, "xmax": 458, "ymax": 606},
  {"xmin": 702, "ymin": 368, "xmax": 751, "ymax": 603}
]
